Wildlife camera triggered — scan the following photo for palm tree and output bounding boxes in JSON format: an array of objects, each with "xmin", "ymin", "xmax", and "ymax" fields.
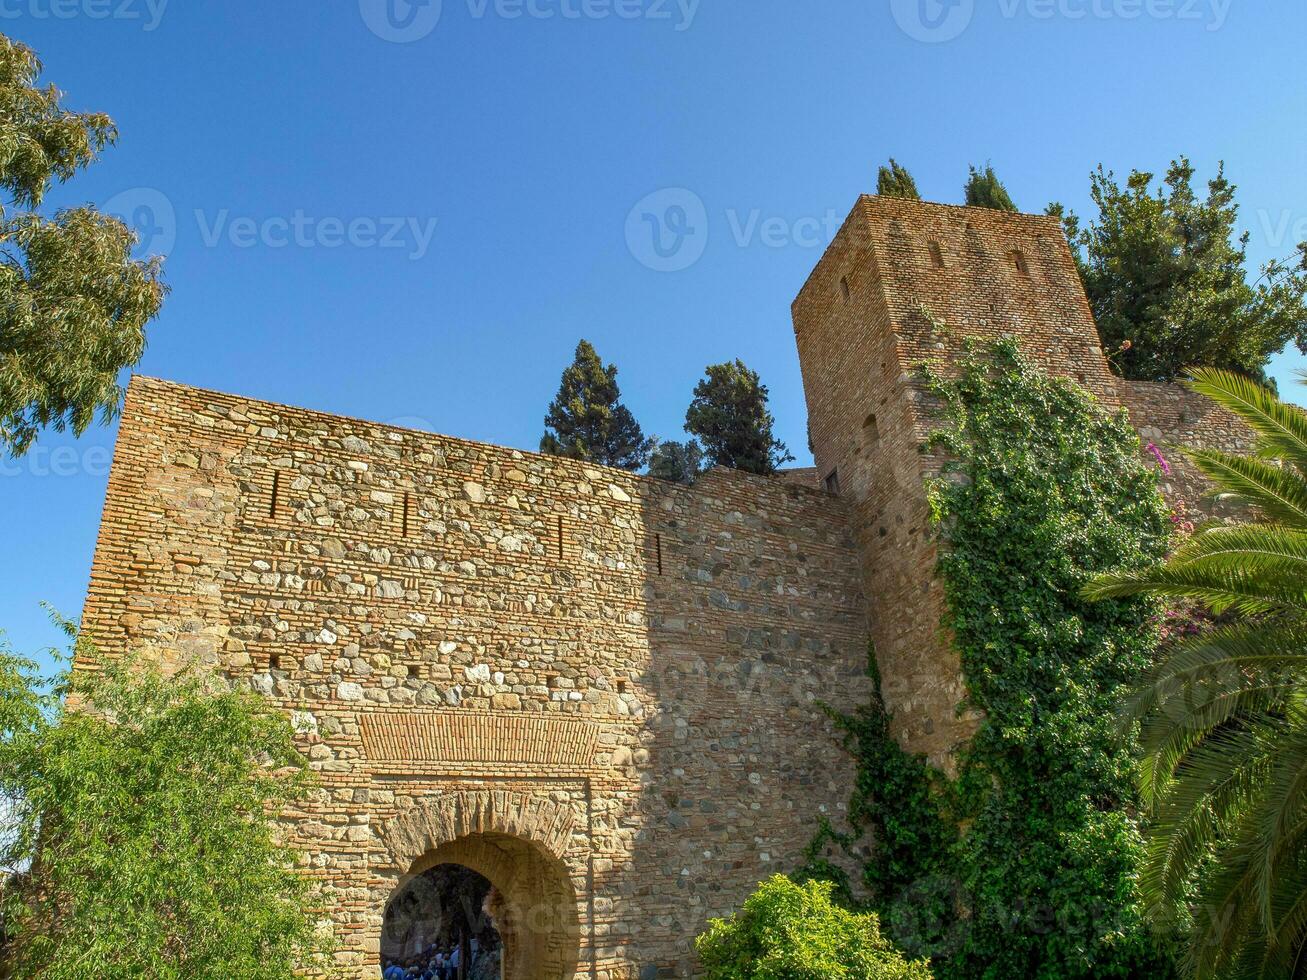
[{"xmin": 1086, "ymin": 368, "xmax": 1307, "ymax": 980}]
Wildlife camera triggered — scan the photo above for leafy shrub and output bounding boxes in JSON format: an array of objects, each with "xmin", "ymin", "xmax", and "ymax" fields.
[
  {"xmin": 696, "ymin": 875, "xmax": 933, "ymax": 980},
  {"xmin": 0, "ymin": 624, "xmax": 330, "ymax": 979}
]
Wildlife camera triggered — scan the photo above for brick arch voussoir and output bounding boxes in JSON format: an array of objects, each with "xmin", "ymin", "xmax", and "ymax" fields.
[{"xmin": 377, "ymin": 790, "xmax": 576, "ymax": 873}]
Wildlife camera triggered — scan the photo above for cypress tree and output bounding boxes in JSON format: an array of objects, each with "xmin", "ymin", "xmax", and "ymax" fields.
[
  {"xmin": 964, "ymin": 164, "xmax": 1018, "ymax": 211},
  {"xmin": 648, "ymin": 439, "xmax": 704, "ymax": 485},
  {"xmin": 876, "ymin": 159, "xmax": 921, "ymax": 200},
  {"xmin": 684, "ymin": 360, "xmax": 793, "ymax": 476},
  {"xmin": 540, "ymin": 340, "xmax": 652, "ymax": 470},
  {"xmin": 1054, "ymin": 159, "xmax": 1307, "ymax": 384}
]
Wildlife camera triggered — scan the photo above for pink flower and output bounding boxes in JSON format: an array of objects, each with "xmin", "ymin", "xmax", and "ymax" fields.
[{"xmin": 1146, "ymin": 442, "xmax": 1172, "ymax": 476}]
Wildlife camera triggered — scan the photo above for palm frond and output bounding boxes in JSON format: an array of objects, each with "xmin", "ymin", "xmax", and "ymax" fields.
[
  {"xmin": 1142, "ymin": 725, "xmax": 1277, "ymax": 917},
  {"xmin": 1170, "ymin": 525, "xmax": 1307, "ymax": 576},
  {"xmin": 1086, "ymin": 561, "xmax": 1307, "ymax": 616},
  {"xmin": 1187, "ymin": 367, "xmax": 1307, "ymax": 474},
  {"xmin": 1122, "ymin": 624, "xmax": 1307, "ymax": 726},
  {"xmin": 1181, "ymin": 448, "xmax": 1307, "ymax": 526}
]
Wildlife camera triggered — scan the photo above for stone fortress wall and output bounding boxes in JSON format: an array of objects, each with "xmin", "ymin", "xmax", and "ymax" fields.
[
  {"xmin": 78, "ymin": 195, "xmax": 1251, "ymax": 978},
  {"xmin": 79, "ymin": 376, "xmax": 872, "ymax": 979}
]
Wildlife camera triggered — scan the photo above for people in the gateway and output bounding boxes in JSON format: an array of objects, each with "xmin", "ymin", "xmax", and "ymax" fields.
[{"xmin": 379, "ymin": 938, "xmax": 480, "ymax": 980}]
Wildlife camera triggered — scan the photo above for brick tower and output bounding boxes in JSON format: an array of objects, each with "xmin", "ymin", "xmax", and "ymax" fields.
[{"xmin": 791, "ymin": 196, "xmax": 1120, "ymax": 764}]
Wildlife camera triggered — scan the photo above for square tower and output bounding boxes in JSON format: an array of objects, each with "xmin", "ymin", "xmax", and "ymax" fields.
[{"xmin": 792, "ymin": 196, "xmax": 1117, "ymax": 764}]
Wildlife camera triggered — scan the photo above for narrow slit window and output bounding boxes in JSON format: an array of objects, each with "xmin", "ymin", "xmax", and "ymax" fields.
[
  {"xmin": 824, "ymin": 469, "xmax": 841, "ymax": 495},
  {"xmin": 401, "ymin": 492, "xmax": 411, "ymax": 536},
  {"xmin": 1010, "ymin": 249, "xmax": 1030, "ymax": 276},
  {"xmin": 928, "ymin": 241, "xmax": 945, "ymax": 268},
  {"xmin": 655, "ymin": 533, "xmax": 663, "ymax": 576},
  {"xmin": 863, "ymin": 413, "xmax": 880, "ymax": 448},
  {"xmin": 269, "ymin": 470, "xmax": 281, "ymax": 518},
  {"xmin": 839, "ymin": 276, "xmax": 851, "ymax": 303}
]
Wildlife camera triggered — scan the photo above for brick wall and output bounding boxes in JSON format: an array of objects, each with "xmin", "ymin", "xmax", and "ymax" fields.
[{"xmin": 1120, "ymin": 379, "xmax": 1256, "ymax": 517}]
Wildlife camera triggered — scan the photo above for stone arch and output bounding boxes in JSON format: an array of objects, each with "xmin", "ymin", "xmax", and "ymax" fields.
[{"xmin": 375, "ymin": 792, "xmax": 582, "ymax": 979}]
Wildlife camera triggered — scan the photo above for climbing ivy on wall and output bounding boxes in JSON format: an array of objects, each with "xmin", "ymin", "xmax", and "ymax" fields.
[
  {"xmin": 797, "ymin": 648, "xmax": 958, "ymax": 963},
  {"xmin": 806, "ymin": 340, "xmax": 1179, "ymax": 979}
]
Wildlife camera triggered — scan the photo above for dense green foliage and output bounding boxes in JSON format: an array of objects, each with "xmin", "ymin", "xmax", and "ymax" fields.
[
  {"xmin": 962, "ymin": 165, "xmax": 1017, "ymax": 212},
  {"xmin": 806, "ymin": 342, "xmax": 1177, "ymax": 978},
  {"xmin": 927, "ymin": 342, "xmax": 1172, "ymax": 979},
  {"xmin": 1087, "ymin": 369, "xmax": 1307, "ymax": 978},
  {"xmin": 877, "ymin": 160, "xmax": 921, "ymax": 201},
  {"xmin": 685, "ymin": 359, "xmax": 793, "ymax": 475},
  {"xmin": 697, "ymin": 875, "xmax": 933, "ymax": 980},
  {"xmin": 0, "ymin": 627, "xmax": 327, "ymax": 979},
  {"xmin": 540, "ymin": 339, "xmax": 653, "ymax": 469},
  {"xmin": 0, "ymin": 34, "xmax": 167, "ymax": 458},
  {"xmin": 1052, "ymin": 159, "xmax": 1307, "ymax": 385},
  {"xmin": 648, "ymin": 437, "xmax": 704, "ymax": 484}
]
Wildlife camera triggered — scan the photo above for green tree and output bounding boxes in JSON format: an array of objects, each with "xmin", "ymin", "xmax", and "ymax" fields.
[
  {"xmin": 540, "ymin": 339, "xmax": 652, "ymax": 470},
  {"xmin": 0, "ymin": 34, "xmax": 167, "ymax": 458},
  {"xmin": 877, "ymin": 159, "xmax": 921, "ymax": 201},
  {"xmin": 649, "ymin": 438, "xmax": 703, "ymax": 484},
  {"xmin": 697, "ymin": 875, "xmax": 933, "ymax": 980},
  {"xmin": 685, "ymin": 360, "xmax": 793, "ymax": 476},
  {"xmin": 1054, "ymin": 159, "xmax": 1307, "ymax": 384},
  {"xmin": 1087, "ymin": 368, "xmax": 1307, "ymax": 979},
  {"xmin": 0, "ymin": 626, "xmax": 328, "ymax": 979},
  {"xmin": 962, "ymin": 164, "xmax": 1017, "ymax": 212}
]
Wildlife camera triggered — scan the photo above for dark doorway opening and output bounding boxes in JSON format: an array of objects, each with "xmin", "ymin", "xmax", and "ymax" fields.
[{"xmin": 381, "ymin": 864, "xmax": 503, "ymax": 979}]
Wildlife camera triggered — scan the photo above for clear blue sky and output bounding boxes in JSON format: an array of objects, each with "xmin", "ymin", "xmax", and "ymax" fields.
[{"xmin": 4, "ymin": 0, "xmax": 1306, "ymax": 673}]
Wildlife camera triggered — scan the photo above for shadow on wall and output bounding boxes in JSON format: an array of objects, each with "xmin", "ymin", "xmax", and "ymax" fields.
[{"xmin": 624, "ymin": 467, "xmax": 872, "ymax": 977}]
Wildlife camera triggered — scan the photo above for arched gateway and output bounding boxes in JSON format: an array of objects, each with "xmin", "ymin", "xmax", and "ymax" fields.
[{"xmin": 373, "ymin": 792, "xmax": 582, "ymax": 979}]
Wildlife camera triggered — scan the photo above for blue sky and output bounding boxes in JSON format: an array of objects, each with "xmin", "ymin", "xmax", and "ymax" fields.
[{"xmin": 4, "ymin": 0, "xmax": 1306, "ymax": 673}]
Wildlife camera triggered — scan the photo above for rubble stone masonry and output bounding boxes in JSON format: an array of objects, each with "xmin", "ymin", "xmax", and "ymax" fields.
[
  {"xmin": 78, "ymin": 196, "xmax": 1249, "ymax": 977},
  {"xmin": 79, "ymin": 375, "xmax": 872, "ymax": 979}
]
